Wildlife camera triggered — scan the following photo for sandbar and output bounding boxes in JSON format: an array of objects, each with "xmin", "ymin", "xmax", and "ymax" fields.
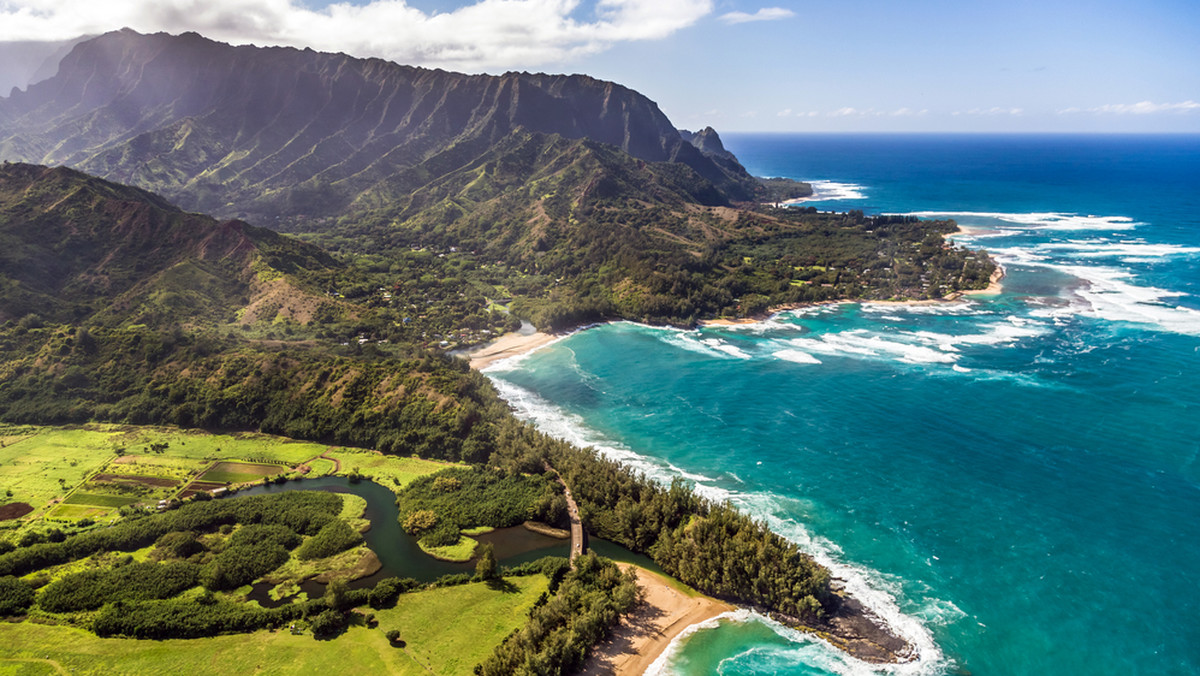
[{"xmin": 580, "ymin": 565, "xmax": 733, "ymax": 676}]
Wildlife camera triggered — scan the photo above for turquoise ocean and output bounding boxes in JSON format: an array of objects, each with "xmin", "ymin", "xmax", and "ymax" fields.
[{"xmin": 486, "ymin": 134, "xmax": 1200, "ymax": 675}]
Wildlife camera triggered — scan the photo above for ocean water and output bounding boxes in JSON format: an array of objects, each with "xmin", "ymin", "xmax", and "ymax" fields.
[{"xmin": 486, "ymin": 134, "xmax": 1200, "ymax": 675}]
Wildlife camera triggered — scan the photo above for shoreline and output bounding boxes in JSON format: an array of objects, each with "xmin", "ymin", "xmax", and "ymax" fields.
[
  {"xmin": 580, "ymin": 565, "xmax": 734, "ymax": 676},
  {"xmin": 465, "ymin": 330, "xmax": 561, "ymax": 369}
]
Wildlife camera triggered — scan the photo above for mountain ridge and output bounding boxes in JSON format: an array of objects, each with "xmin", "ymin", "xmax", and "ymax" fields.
[{"xmin": 0, "ymin": 29, "xmax": 761, "ymax": 223}]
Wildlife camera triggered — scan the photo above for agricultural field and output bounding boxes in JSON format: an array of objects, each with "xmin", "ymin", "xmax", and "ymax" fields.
[
  {"xmin": 0, "ymin": 577, "xmax": 548, "ymax": 676},
  {"xmin": 0, "ymin": 424, "xmax": 455, "ymax": 538},
  {"xmin": 198, "ymin": 461, "xmax": 288, "ymax": 485}
]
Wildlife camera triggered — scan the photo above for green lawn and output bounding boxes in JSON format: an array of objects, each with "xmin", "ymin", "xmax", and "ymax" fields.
[
  {"xmin": 305, "ymin": 457, "xmax": 337, "ymax": 476},
  {"xmin": 0, "ymin": 576, "xmax": 547, "ymax": 676}
]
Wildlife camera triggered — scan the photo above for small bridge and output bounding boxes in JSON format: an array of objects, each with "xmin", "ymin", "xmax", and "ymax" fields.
[{"xmin": 544, "ymin": 461, "xmax": 586, "ymax": 563}]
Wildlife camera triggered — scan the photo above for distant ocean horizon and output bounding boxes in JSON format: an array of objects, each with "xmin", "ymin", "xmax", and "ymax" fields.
[{"xmin": 487, "ymin": 133, "xmax": 1200, "ymax": 675}]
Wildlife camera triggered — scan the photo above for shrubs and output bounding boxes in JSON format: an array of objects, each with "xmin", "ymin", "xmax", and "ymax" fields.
[
  {"xmin": 309, "ymin": 608, "xmax": 347, "ymax": 638},
  {"xmin": 230, "ymin": 524, "xmax": 302, "ymax": 551},
  {"xmin": 200, "ymin": 542, "xmax": 290, "ymax": 591},
  {"xmin": 0, "ymin": 491, "xmax": 341, "ymax": 577},
  {"xmin": 92, "ymin": 597, "xmax": 301, "ymax": 639},
  {"xmin": 38, "ymin": 562, "xmax": 199, "ymax": 613},
  {"xmin": 154, "ymin": 530, "xmax": 205, "ymax": 559},
  {"xmin": 367, "ymin": 576, "xmax": 418, "ymax": 609},
  {"xmin": 295, "ymin": 520, "xmax": 363, "ymax": 560},
  {"xmin": 395, "ymin": 468, "xmax": 556, "ymax": 533},
  {"xmin": 401, "ymin": 509, "xmax": 438, "ymax": 536},
  {"xmin": 91, "ymin": 587, "xmax": 374, "ymax": 640},
  {"xmin": 0, "ymin": 576, "xmax": 34, "ymax": 616}
]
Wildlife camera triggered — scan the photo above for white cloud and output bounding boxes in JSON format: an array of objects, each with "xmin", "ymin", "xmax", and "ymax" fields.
[
  {"xmin": 956, "ymin": 107, "xmax": 1023, "ymax": 116},
  {"xmin": 1060, "ymin": 100, "xmax": 1200, "ymax": 115},
  {"xmin": 777, "ymin": 108, "xmax": 793, "ymax": 116},
  {"xmin": 718, "ymin": 7, "xmax": 794, "ymax": 24},
  {"xmin": 888, "ymin": 107, "xmax": 928, "ymax": 117},
  {"xmin": 0, "ymin": 0, "xmax": 714, "ymax": 71}
]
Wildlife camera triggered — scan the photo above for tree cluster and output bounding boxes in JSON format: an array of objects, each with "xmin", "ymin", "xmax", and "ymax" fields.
[
  {"xmin": 37, "ymin": 561, "xmax": 198, "ymax": 613},
  {"xmin": 477, "ymin": 554, "xmax": 639, "ymax": 675}
]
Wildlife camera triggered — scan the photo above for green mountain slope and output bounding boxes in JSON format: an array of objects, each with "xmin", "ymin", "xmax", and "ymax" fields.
[{"xmin": 0, "ymin": 162, "xmax": 335, "ymax": 327}]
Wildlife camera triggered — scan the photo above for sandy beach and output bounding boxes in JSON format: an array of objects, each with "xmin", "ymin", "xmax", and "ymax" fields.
[
  {"xmin": 465, "ymin": 330, "xmax": 560, "ymax": 369},
  {"xmin": 580, "ymin": 566, "xmax": 733, "ymax": 676}
]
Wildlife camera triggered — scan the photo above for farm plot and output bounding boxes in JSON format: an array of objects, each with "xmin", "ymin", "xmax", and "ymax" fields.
[
  {"xmin": 198, "ymin": 461, "xmax": 287, "ymax": 484},
  {"xmin": 62, "ymin": 493, "xmax": 141, "ymax": 508},
  {"xmin": 80, "ymin": 473, "xmax": 182, "ymax": 501},
  {"xmin": 177, "ymin": 481, "xmax": 226, "ymax": 500}
]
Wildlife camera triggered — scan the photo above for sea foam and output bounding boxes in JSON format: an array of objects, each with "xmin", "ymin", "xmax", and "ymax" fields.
[
  {"xmin": 903, "ymin": 211, "xmax": 1140, "ymax": 231},
  {"xmin": 487, "ymin": 374, "xmax": 952, "ymax": 676},
  {"xmin": 782, "ymin": 180, "xmax": 868, "ymax": 203}
]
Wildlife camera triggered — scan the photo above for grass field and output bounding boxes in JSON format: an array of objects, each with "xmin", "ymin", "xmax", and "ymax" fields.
[
  {"xmin": 375, "ymin": 575, "xmax": 549, "ymax": 674},
  {"xmin": 0, "ymin": 576, "xmax": 547, "ymax": 675},
  {"xmin": 304, "ymin": 457, "xmax": 337, "ymax": 476},
  {"xmin": 61, "ymin": 492, "xmax": 141, "ymax": 508},
  {"xmin": 198, "ymin": 461, "xmax": 285, "ymax": 484},
  {"xmin": 325, "ymin": 448, "xmax": 455, "ymax": 493},
  {"xmin": 0, "ymin": 427, "xmax": 123, "ymax": 521},
  {"xmin": 417, "ymin": 536, "xmax": 478, "ymax": 562},
  {"xmin": 45, "ymin": 503, "xmax": 115, "ymax": 519}
]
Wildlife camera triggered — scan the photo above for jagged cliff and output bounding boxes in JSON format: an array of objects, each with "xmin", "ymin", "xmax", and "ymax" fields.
[{"xmin": 0, "ymin": 30, "xmax": 761, "ymax": 223}]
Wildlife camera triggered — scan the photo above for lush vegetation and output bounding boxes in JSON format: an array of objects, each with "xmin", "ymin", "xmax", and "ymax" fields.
[
  {"xmin": 478, "ymin": 553, "xmax": 640, "ymax": 675},
  {"xmin": 295, "ymin": 520, "xmax": 363, "ymax": 560},
  {"xmin": 0, "ymin": 575, "xmax": 33, "ymax": 615},
  {"xmin": 38, "ymin": 561, "xmax": 199, "ymax": 612},
  {"xmin": 0, "ymin": 325, "xmax": 505, "ymax": 463},
  {"xmin": 0, "ymin": 492, "xmax": 341, "ymax": 577},
  {"xmin": 485, "ymin": 422, "xmax": 835, "ymax": 620}
]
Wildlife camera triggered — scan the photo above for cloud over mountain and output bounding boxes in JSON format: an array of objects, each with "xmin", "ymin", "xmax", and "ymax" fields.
[{"xmin": 0, "ymin": 0, "xmax": 713, "ymax": 71}]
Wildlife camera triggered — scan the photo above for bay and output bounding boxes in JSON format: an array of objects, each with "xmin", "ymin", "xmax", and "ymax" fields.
[{"xmin": 487, "ymin": 134, "xmax": 1200, "ymax": 675}]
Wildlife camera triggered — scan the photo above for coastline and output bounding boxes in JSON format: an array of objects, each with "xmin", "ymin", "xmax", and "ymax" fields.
[
  {"xmin": 580, "ymin": 565, "xmax": 734, "ymax": 676},
  {"xmin": 960, "ymin": 264, "xmax": 1006, "ymax": 296},
  {"xmin": 700, "ymin": 263, "xmax": 1006, "ymax": 328},
  {"xmin": 471, "ymin": 266, "xmax": 1002, "ymax": 666},
  {"xmin": 465, "ymin": 330, "xmax": 560, "ymax": 369}
]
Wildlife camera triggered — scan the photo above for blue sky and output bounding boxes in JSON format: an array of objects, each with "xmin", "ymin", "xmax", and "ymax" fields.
[{"xmin": 2, "ymin": 0, "xmax": 1196, "ymax": 132}]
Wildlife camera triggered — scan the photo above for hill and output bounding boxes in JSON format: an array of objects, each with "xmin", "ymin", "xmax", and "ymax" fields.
[{"xmin": 0, "ymin": 162, "xmax": 336, "ymax": 327}]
